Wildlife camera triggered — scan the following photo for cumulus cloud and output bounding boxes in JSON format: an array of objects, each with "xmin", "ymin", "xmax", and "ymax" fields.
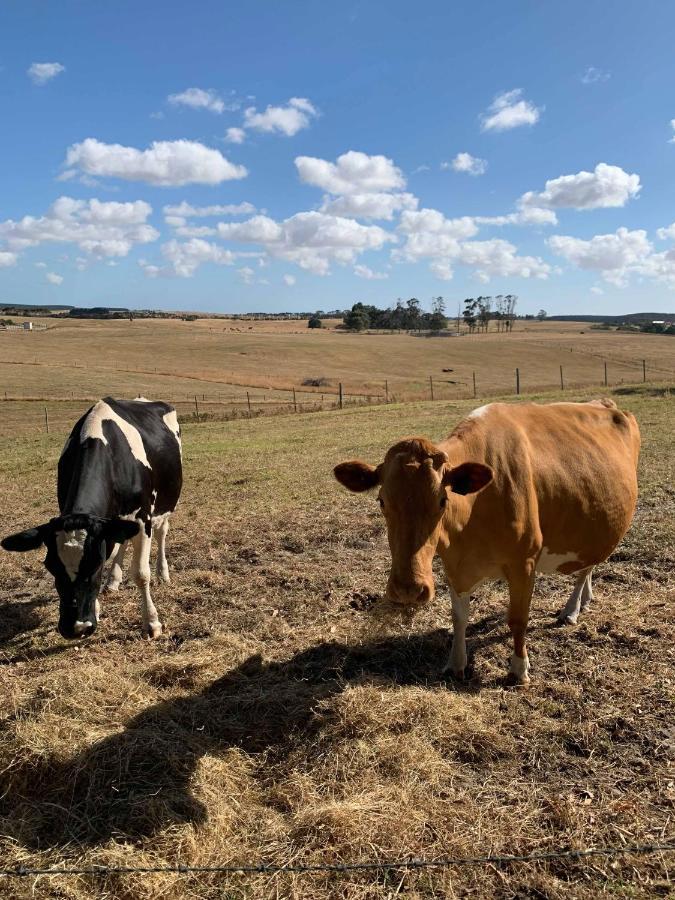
[
  {"xmin": 218, "ymin": 210, "xmax": 394, "ymax": 275},
  {"xmin": 242, "ymin": 97, "xmax": 318, "ymax": 137},
  {"xmin": 354, "ymin": 264, "xmax": 388, "ymax": 279},
  {"xmin": 548, "ymin": 227, "xmax": 652, "ymax": 286},
  {"xmin": 520, "ymin": 163, "xmax": 640, "ymax": 211},
  {"xmin": 0, "ymin": 251, "xmax": 18, "ymax": 267},
  {"xmin": 63, "ymin": 138, "xmax": 247, "ymax": 186},
  {"xmin": 321, "ymin": 191, "xmax": 417, "ymax": 221},
  {"xmin": 28, "ymin": 62, "xmax": 65, "ymax": 85},
  {"xmin": 46, "ymin": 272, "xmax": 63, "ymax": 285},
  {"xmin": 164, "ymin": 201, "xmax": 255, "ymax": 219},
  {"xmin": 238, "ymin": 266, "xmax": 255, "ymax": 284},
  {"xmin": 657, "ymin": 222, "xmax": 675, "ymax": 240},
  {"xmin": 446, "ymin": 152, "xmax": 487, "ymax": 176},
  {"xmin": 296, "ymin": 151, "xmax": 405, "ymax": 195},
  {"xmin": 226, "ymin": 127, "xmax": 246, "ymax": 144},
  {"xmin": 394, "ymin": 205, "xmax": 550, "ymax": 281},
  {"xmin": 591, "ymin": 286, "xmax": 604, "ymax": 294},
  {"xmin": 141, "ymin": 238, "xmax": 239, "ymax": 278},
  {"xmin": 581, "ymin": 67, "xmax": 610, "ymax": 84},
  {"xmin": 167, "ymin": 87, "xmax": 228, "ymax": 114},
  {"xmin": 283, "ymin": 274, "xmax": 296, "ymax": 286},
  {"xmin": 476, "ymin": 205, "xmax": 558, "ymax": 228},
  {"xmin": 0, "ymin": 196, "xmax": 158, "ymax": 260},
  {"xmin": 481, "ymin": 89, "xmax": 541, "ymax": 132},
  {"xmin": 669, "ymin": 120, "xmax": 675, "ymax": 144}
]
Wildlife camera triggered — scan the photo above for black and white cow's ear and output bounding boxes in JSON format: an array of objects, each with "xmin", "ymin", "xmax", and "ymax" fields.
[
  {"xmin": 1, "ymin": 525, "xmax": 49, "ymax": 553},
  {"xmin": 103, "ymin": 519, "xmax": 141, "ymax": 544},
  {"xmin": 442, "ymin": 462, "xmax": 493, "ymax": 496}
]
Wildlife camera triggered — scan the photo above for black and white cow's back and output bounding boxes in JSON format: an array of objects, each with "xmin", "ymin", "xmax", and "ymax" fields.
[{"xmin": 59, "ymin": 397, "xmax": 182, "ymax": 533}]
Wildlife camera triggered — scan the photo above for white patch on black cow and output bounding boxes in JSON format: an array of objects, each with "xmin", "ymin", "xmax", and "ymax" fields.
[
  {"xmin": 56, "ymin": 528, "xmax": 87, "ymax": 581},
  {"xmin": 162, "ymin": 410, "xmax": 182, "ymax": 457},
  {"xmin": 80, "ymin": 400, "xmax": 151, "ymax": 469}
]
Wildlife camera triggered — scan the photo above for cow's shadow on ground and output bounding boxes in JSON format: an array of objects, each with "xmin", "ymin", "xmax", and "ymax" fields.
[
  {"xmin": 0, "ymin": 592, "xmax": 53, "ymax": 645},
  {"xmin": 0, "ymin": 619, "xmax": 508, "ymax": 853}
]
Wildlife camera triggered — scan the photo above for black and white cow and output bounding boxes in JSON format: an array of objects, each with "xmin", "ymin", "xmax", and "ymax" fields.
[{"xmin": 1, "ymin": 397, "xmax": 182, "ymax": 639}]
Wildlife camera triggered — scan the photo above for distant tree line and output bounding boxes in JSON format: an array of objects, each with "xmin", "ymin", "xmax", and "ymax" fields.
[
  {"xmin": 343, "ymin": 297, "xmax": 448, "ymax": 332},
  {"xmin": 461, "ymin": 295, "xmax": 518, "ymax": 333}
]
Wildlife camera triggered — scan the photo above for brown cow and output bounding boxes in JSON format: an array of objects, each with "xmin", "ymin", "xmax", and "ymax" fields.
[{"xmin": 334, "ymin": 399, "xmax": 640, "ymax": 684}]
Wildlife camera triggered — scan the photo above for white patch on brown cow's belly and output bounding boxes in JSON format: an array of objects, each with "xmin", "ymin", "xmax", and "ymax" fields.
[{"xmin": 536, "ymin": 548, "xmax": 582, "ymax": 574}]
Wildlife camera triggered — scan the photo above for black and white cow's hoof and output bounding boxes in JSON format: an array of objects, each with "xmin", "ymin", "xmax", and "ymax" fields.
[{"xmin": 146, "ymin": 621, "xmax": 163, "ymax": 639}]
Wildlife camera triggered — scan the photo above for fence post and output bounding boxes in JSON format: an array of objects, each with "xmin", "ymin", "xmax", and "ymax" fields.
[
  {"xmin": 604, "ymin": 361, "xmax": 608, "ymax": 387},
  {"xmin": 560, "ymin": 365, "xmax": 564, "ymax": 390},
  {"xmin": 429, "ymin": 375, "xmax": 434, "ymax": 401},
  {"xmin": 472, "ymin": 371, "xmax": 476, "ymax": 399},
  {"xmin": 44, "ymin": 407, "xmax": 49, "ymax": 434},
  {"xmin": 516, "ymin": 368, "xmax": 520, "ymax": 395},
  {"xmin": 643, "ymin": 359, "xmax": 646, "ymax": 383},
  {"xmin": 385, "ymin": 379, "xmax": 389, "ymax": 403},
  {"xmin": 247, "ymin": 391, "xmax": 251, "ymax": 417},
  {"xmin": 293, "ymin": 387, "xmax": 297, "ymax": 412},
  {"xmin": 339, "ymin": 383, "xmax": 343, "ymax": 409},
  {"xmin": 194, "ymin": 395, "xmax": 199, "ymax": 421}
]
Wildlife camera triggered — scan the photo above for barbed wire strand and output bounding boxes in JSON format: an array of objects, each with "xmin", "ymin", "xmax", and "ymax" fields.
[{"xmin": 3, "ymin": 841, "xmax": 674, "ymax": 878}]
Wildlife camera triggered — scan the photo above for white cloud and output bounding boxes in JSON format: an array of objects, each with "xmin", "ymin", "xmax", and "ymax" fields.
[
  {"xmin": 481, "ymin": 89, "xmax": 541, "ymax": 132},
  {"xmin": 657, "ymin": 222, "xmax": 675, "ymax": 240},
  {"xmin": 0, "ymin": 251, "xmax": 17, "ymax": 267},
  {"xmin": 354, "ymin": 264, "xmax": 388, "ymax": 279},
  {"xmin": 167, "ymin": 87, "xmax": 227, "ymax": 114},
  {"xmin": 283, "ymin": 274, "xmax": 296, "ymax": 286},
  {"xmin": 321, "ymin": 191, "xmax": 418, "ymax": 221},
  {"xmin": 296, "ymin": 150, "xmax": 405, "ymax": 195},
  {"xmin": 547, "ymin": 227, "xmax": 652, "ymax": 286},
  {"xmin": 63, "ymin": 138, "xmax": 247, "ymax": 186},
  {"xmin": 226, "ymin": 127, "xmax": 246, "ymax": 144},
  {"xmin": 28, "ymin": 62, "xmax": 65, "ymax": 85},
  {"xmin": 669, "ymin": 120, "xmax": 675, "ymax": 144},
  {"xmin": 46, "ymin": 272, "xmax": 63, "ymax": 285},
  {"xmin": 142, "ymin": 238, "xmax": 239, "ymax": 278},
  {"xmin": 238, "ymin": 266, "xmax": 255, "ymax": 284},
  {"xmin": 173, "ymin": 225, "xmax": 218, "ymax": 238},
  {"xmin": 394, "ymin": 205, "xmax": 550, "ymax": 281},
  {"xmin": 581, "ymin": 67, "xmax": 610, "ymax": 84},
  {"xmin": 243, "ymin": 97, "xmax": 317, "ymax": 137},
  {"xmin": 218, "ymin": 210, "xmax": 395, "ymax": 275},
  {"xmin": 0, "ymin": 196, "xmax": 158, "ymax": 260},
  {"xmin": 412, "ymin": 164, "xmax": 431, "ymax": 174},
  {"xmin": 164, "ymin": 201, "xmax": 255, "ymax": 218},
  {"xmin": 591, "ymin": 286, "xmax": 604, "ymax": 294},
  {"xmin": 476, "ymin": 206, "xmax": 558, "ymax": 227},
  {"xmin": 520, "ymin": 163, "xmax": 640, "ymax": 211},
  {"xmin": 446, "ymin": 152, "xmax": 487, "ymax": 176}
]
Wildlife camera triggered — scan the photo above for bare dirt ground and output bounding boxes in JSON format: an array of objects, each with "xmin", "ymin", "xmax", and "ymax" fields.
[{"xmin": 0, "ymin": 385, "xmax": 673, "ymax": 899}]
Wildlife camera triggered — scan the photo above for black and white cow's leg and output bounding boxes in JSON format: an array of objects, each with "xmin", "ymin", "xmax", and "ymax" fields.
[
  {"xmin": 154, "ymin": 516, "xmax": 171, "ymax": 584},
  {"xmin": 104, "ymin": 541, "xmax": 127, "ymax": 592},
  {"xmin": 442, "ymin": 588, "xmax": 471, "ymax": 679},
  {"xmin": 558, "ymin": 566, "xmax": 593, "ymax": 625},
  {"xmin": 130, "ymin": 526, "xmax": 162, "ymax": 638}
]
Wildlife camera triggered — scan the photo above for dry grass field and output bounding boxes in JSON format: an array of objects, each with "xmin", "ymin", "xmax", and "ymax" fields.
[
  {"xmin": 0, "ymin": 383, "xmax": 673, "ymax": 899},
  {"xmin": 2, "ymin": 318, "xmax": 674, "ymax": 434}
]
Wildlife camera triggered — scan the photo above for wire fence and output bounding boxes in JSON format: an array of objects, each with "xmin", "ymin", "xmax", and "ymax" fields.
[{"xmin": 3, "ymin": 841, "xmax": 674, "ymax": 878}]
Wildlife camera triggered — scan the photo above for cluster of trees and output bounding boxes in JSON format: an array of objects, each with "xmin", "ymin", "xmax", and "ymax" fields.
[
  {"xmin": 462, "ymin": 295, "xmax": 520, "ymax": 333},
  {"xmin": 343, "ymin": 297, "xmax": 448, "ymax": 332}
]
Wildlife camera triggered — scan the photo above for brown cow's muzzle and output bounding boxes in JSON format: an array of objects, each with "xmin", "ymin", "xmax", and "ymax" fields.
[{"xmin": 386, "ymin": 574, "xmax": 435, "ymax": 608}]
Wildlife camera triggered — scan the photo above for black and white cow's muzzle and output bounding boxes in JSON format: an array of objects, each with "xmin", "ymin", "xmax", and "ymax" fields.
[{"xmin": 57, "ymin": 581, "xmax": 101, "ymax": 639}]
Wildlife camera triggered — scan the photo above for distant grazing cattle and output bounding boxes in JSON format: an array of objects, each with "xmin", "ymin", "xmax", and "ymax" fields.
[
  {"xmin": 334, "ymin": 399, "xmax": 640, "ymax": 684},
  {"xmin": 2, "ymin": 397, "xmax": 182, "ymax": 639}
]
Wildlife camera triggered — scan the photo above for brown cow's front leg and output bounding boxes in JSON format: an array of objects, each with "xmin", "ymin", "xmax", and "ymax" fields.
[{"xmin": 506, "ymin": 562, "xmax": 536, "ymax": 685}]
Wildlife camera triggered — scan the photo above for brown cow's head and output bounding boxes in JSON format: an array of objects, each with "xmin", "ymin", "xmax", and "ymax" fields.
[{"xmin": 334, "ymin": 438, "xmax": 492, "ymax": 611}]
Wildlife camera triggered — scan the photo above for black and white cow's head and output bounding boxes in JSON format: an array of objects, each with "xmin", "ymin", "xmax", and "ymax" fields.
[{"xmin": 1, "ymin": 514, "xmax": 139, "ymax": 638}]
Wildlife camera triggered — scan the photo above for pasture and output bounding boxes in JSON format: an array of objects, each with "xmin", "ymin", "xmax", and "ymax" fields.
[
  {"xmin": 2, "ymin": 317, "xmax": 675, "ymax": 437},
  {"xmin": 0, "ymin": 382, "xmax": 673, "ymax": 899}
]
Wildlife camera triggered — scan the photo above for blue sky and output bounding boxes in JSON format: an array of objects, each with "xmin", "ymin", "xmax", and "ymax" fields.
[{"xmin": 2, "ymin": 0, "xmax": 675, "ymax": 315}]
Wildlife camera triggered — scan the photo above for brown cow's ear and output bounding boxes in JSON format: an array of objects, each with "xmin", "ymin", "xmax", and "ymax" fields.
[
  {"xmin": 334, "ymin": 460, "xmax": 382, "ymax": 493},
  {"xmin": 430, "ymin": 450, "xmax": 448, "ymax": 470},
  {"xmin": 443, "ymin": 462, "xmax": 493, "ymax": 495}
]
